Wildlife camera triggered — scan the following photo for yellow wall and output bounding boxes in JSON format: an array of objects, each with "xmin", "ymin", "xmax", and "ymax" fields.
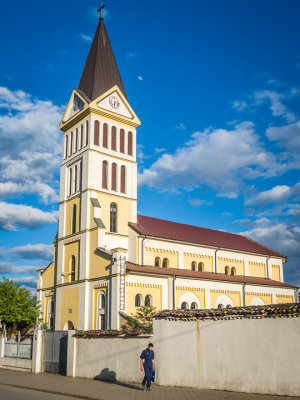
[
  {"xmin": 217, "ymin": 257, "xmax": 244, "ymax": 275},
  {"xmin": 64, "ymin": 241, "xmax": 80, "ymax": 282},
  {"xmin": 41, "ymin": 262, "xmax": 54, "ymax": 289},
  {"xmin": 92, "ymin": 285, "xmax": 108, "ymax": 329},
  {"xmin": 43, "ymin": 295, "xmax": 54, "ymax": 324},
  {"xmin": 210, "ymin": 289, "xmax": 241, "ymax": 308},
  {"xmin": 276, "ymin": 295, "xmax": 294, "ymax": 304},
  {"xmin": 60, "ymin": 287, "xmax": 80, "ymax": 330},
  {"xmin": 145, "ymin": 247, "xmax": 178, "ymax": 268},
  {"xmin": 249, "ymin": 261, "xmax": 266, "ymax": 278},
  {"xmin": 89, "ymin": 230, "xmax": 112, "ymax": 278},
  {"xmin": 176, "ymin": 287, "xmax": 205, "ymax": 309},
  {"xmin": 65, "ymin": 196, "xmax": 80, "ymax": 236},
  {"xmin": 245, "ymin": 292, "xmax": 272, "ymax": 306},
  {"xmin": 183, "ymin": 253, "xmax": 213, "ymax": 272},
  {"xmin": 272, "ymin": 265, "xmax": 281, "ymax": 282},
  {"xmin": 90, "ymin": 192, "xmax": 134, "ymax": 235},
  {"xmin": 125, "ymin": 282, "xmax": 162, "ymax": 316}
]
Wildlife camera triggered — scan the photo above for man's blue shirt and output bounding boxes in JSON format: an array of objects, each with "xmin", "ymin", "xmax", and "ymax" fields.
[{"xmin": 140, "ymin": 348, "xmax": 154, "ymax": 368}]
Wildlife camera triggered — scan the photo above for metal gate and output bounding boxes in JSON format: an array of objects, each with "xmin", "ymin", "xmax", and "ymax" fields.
[{"xmin": 44, "ymin": 331, "xmax": 68, "ymax": 374}]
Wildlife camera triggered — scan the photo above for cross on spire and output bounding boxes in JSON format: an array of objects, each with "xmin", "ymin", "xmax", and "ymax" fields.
[{"xmin": 98, "ymin": 2, "xmax": 106, "ymax": 20}]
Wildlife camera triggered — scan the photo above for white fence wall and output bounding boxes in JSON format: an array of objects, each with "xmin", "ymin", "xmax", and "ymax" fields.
[{"xmin": 153, "ymin": 318, "xmax": 300, "ymax": 397}]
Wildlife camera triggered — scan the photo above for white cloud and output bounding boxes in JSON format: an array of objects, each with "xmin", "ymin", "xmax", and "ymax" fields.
[
  {"xmin": 189, "ymin": 199, "xmax": 212, "ymax": 207},
  {"xmin": 175, "ymin": 123, "xmax": 187, "ymax": 130},
  {"xmin": 232, "ymin": 100, "xmax": 247, "ymax": 112},
  {"xmin": 254, "ymin": 90, "xmax": 296, "ymax": 123},
  {"xmin": 138, "ymin": 122, "xmax": 281, "ymax": 196},
  {"xmin": 0, "ymin": 202, "xmax": 58, "ymax": 230},
  {"xmin": 126, "ymin": 52, "xmax": 136, "ymax": 59},
  {"xmin": 0, "ymin": 87, "xmax": 63, "ymax": 204},
  {"xmin": 266, "ymin": 121, "xmax": 300, "ymax": 161},
  {"xmin": 0, "ymin": 262, "xmax": 38, "ymax": 274},
  {"xmin": 7, "ymin": 243, "xmax": 53, "ymax": 259},
  {"xmin": 12, "ymin": 276, "xmax": 37, "ymax": 289},
  {"xmin": 246, "ymin": 185, "xmax": 291, "ymax": 206},
  {"xmin": 79, "ymin": 33, "xmax": 92, "ymax": 42},
  {"xmin": 138, "ymin": 76, "xmax": 143, "ymax": 81}
]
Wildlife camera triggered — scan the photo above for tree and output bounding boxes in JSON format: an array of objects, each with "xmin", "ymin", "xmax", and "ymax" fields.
[
  {"xmin": 0, "ymin": 277, "xmax": 40, "ymax": 338},
  {"xmin": 121, "ymin": 305, "xmax": 156, "ymax": 335}
]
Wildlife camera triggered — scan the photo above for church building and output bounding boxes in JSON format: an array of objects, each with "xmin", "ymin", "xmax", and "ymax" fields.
[{"xmin": 37, "ymin": 13, "xmax": 297, "ymax": 331}]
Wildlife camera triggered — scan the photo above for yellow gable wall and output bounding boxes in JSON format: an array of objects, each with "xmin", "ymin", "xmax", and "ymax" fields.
[
  {"xmin": 90, "ymin": 192, "xmax": 134, "ymax": 236},
  {"xmin": 144, "ymin": 247, "xmax": 178, "ymax": 268},
  {"xmin": 245, "ymin": 292, "xmax": 272, "ymax": 306},
  {"xmin": 64, "ymin": 241, "xmax": 80, "ymax": 282},
  {"xmin": 176, "ymin": 287, "xmax": 205, "ymax": 309},
  {"xmin": 249, "ymin": 261, "xmax": 266, "ymax": 278},
  {"xmin": 89, "ymin": 230, "xmax": 112, "ymax": 278},
  {"xmin": 210, "ymin": 289, "xmax": 241, "ymax": 308},
  {"xmin": 272, "ymin": 265, "xmax": 281, "ymax": 282},
  {"xmin": 184, "ymin": 253, "xmax": 214, "ymax": 272},
  {"xmin": 125, "ymin": 282, "xmax": 162, "ymax": 316},
  {"xmin": 276, "ymin": 295, "xmax": 294, "ymax": 304},
  {"xmin": 92, "ymin": 285, "xmax": 108, "ymax": 329},
  {"xmin": 65, "ymin": 196, "xmax": 81, "ymax": 236},
  {"xmin": 43, "ymin": 294, "xmax": 54, "ymax": 324},
  {"xmin": 217, "ymin": 257, "xmax": 244, "ymax": 275},
  {"xmin": 60, "ymin": 287, "xmax": 79, "ymax": 330},
  {"xmin": 41, "ymin": 262, "xmax": 54, "ymax": 289}
]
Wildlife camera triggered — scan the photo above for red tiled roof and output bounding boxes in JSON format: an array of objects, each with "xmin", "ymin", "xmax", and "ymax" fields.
[
  {"xmin": 126, "ymin": 262, "xmax": 297, "ymax": 289},
  {"xmin": 129, "ymin": 215, "xmax": 285, "ymax": 259}
]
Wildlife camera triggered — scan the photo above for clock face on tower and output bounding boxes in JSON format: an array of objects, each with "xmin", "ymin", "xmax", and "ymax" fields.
[{"xmin": 109, "ymin": 95, "xmax": 120, "ymax": 109}]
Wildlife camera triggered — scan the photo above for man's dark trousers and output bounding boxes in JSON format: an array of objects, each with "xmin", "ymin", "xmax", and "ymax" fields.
[{"xmin": 142, "ymin": 365, "xmax": 153, "ymax": 388}]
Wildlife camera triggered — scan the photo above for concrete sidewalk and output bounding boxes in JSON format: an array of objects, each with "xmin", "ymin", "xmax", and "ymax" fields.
[{"xmin": 0, "ymin": 370, "xmax": 299, "ymax": 400}]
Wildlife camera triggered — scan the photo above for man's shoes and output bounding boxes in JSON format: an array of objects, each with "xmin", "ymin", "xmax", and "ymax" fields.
[{"xmin": 146, "ymin": 387, "xmax": 151, "ymax": 391}]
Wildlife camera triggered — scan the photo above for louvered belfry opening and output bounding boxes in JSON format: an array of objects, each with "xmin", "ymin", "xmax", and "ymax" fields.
[{"xmin": 78, "ymin": 19, "xmax": 127, "ymax": 101}]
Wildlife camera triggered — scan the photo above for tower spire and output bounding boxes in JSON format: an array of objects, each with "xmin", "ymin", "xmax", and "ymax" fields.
[{"xmin": 77, "ymin": 9, "xmax": 127, "ymax": 101}]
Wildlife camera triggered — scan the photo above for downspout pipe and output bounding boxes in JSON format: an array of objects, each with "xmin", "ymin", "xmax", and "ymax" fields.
[
  {"xmin": 214, "ymin": 247, "xmax": 220, "ymax": 274},
  {"xmin": 141, "ymin": 235, "xmax": 146, "ymax": 266},
  {"xmin": 242, "ymin": 283, "xmax": 246, "ymax": 307},
  {"xmin": 172, "ymin": 276, "xmax": 176, "ymax": 310},
  {"xmin": 266, "ymin": 256, "xmax": 270, "ymax": 279}
]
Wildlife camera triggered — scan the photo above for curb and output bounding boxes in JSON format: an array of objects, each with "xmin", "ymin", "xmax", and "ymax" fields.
[{"xmin": 0, "ymin": 382, "xmax": 101, "ymax": 400}]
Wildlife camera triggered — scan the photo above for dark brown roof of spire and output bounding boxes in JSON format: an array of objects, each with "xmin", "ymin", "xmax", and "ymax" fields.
[{"xmin": 78, "ymin": 20, "xmax": 127, "ymax": 101}]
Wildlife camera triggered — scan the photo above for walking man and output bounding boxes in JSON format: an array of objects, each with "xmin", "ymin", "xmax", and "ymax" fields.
[{"xmin": 140, "ymin": 343, "xmax": 156, "ymax": 391}]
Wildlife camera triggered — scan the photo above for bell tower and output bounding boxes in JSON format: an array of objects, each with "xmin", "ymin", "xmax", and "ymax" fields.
[{"xmin": 54, "ymin": 14, "xmax": 140, "ymax": 330}]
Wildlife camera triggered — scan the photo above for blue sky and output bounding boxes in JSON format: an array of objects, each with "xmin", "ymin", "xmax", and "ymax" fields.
[{"xmin": 0, "ymin": 0, "xmax": 299, "ymax": 290}]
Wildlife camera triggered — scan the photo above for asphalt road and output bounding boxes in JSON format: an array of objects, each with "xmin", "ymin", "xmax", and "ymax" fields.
[{"xmin": 0, "ymin": 384, "xmax": 79, "ymax": 400}]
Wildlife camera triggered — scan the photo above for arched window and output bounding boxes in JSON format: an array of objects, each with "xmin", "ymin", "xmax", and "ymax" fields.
[
  {"xmin": 70, "ymin": 131, "xmax": 73, "ymax": 155},
  {"xmin": 75, "ymin": 128, "xmax": 78, "ymax": 151},
  {"xmin": 85, "ymin": 120, "xmax": 89, "ymax": 146},
  {"xmin": 70, "ymin": 256, "xmax": 76, "ymax": 282},
  {"xmin": 98, "ymin": 291, "xmax": 106, "ymax": 310},
  {"xmin": 111, "ymin": 163, "xmax": 117, "ymax": 191},
  {"xmin": 135, "ymin": 294, "xmax": 143, "ymax": 307},
  {"xmin": 191, "ymin": 261, "xmax": 196, "ymax": 271},
  {"xmin": 110, "ymin": 202, "xmax": 117, "ymax": 233},
  {"xmin": 72, "ymin": 204, "xmax": 76, "ymax": 234},
  {"xmin": 162, "ymin": 258, "xmax": 169, "ymax": 268},
  {"xmin": 94, "ymin": 120, "xmax": 100, "ymax": 145},
  {"xmin": 155, "ymin": 257, "xmax": 161, "ymax": 267},
  {"xmin": 145, "ymin": 295, "xmax": 152, "ymax": 307},
  {"xmin": 225, "ymin": 266, "xmax": 230, "ymax": 275},
  {"xmin": 217, "ymin": 304, "xmax": 224, "ymax": 309},
  {"xmin": 128, "ymin": 131, "xmax": 133, "ymax": 155},
  {"xmin": 191, "ymin": 302, "xmax": 198, "ymax": 310},
  {"xmin": 69, "ymin": 168, "xmax": 73, "ymax": 195},
  {"xmin": 181, "ymin": 302, "xmax": 188, "ymax": 310},
  {"xmin": 103, "ymin": 123, "xmax": 108, "ymax": 148},
  {"xmin": 120, "ymin": 129, "xmax": 125, "ymax": 153},
  {"xmin": 80, "ymin": 124, "xmax": 83, "ymax": 150},
  {"xmin": 111, "ymin": 126, "xmax": 117, "ymax": 150},
  {"xmin": 47, "ymin": 299, "xmax": 55, "ymax": 330},
  {"xmin": 74, "ymin": 165, "xmax": 77, "ymax": 193},
  {"xmin": 231, "ymin": 267, "xmax": 236, "ymax": 276},
  {"xmin": 102, "ymin": 161, "xmax": 108, "ymax": 189},
  {"xmin": 65, "ymin": 135, "xmax": 68, "ymax": 159},
  {"xmin": 198, "ymin": 262, "xmax": 204, "ymax": 272},
  {"xmin": 121, "ymin": 165, "xmax": 126, "ymax": 193}
]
